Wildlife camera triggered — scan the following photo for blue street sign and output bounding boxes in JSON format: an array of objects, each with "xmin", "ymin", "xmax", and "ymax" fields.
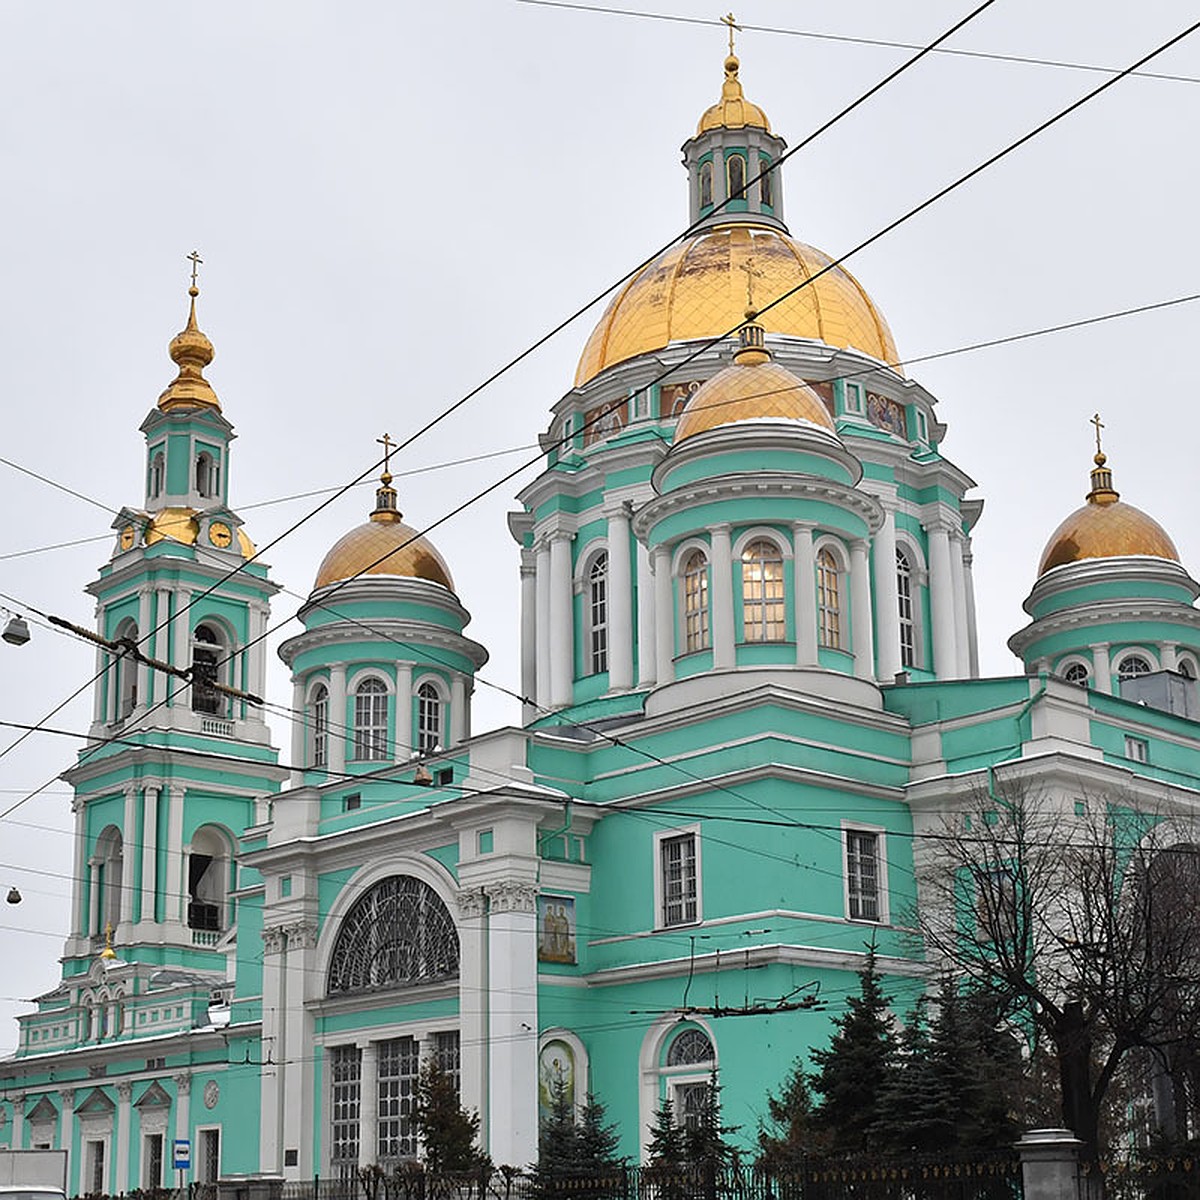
[{"xmin": 173, "ymin": 1139, "xmax": 191, "ymax": 1170}]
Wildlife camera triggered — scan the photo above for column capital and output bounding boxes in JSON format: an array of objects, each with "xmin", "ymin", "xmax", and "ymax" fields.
[
  {"xmin": 850, "ymin": 537, "xmax": 870, "ymax": 555},
  {"xmin": 173, "ymin": 1072, "xmax": 192, "ymax": 1095},
  {"xmin": 116, "ymin": 1081, "xmax": 133, "ymax": 1103},
  {"xmin": 456, "ymin": 887, "xmax": 488, "ymax": 919},
  {"xmin": 791, "ymin": 519, "xmax": 817, "ymax": 533},
  {"xmin": 262, "ymin": 925, "xmax": 287, "ymax": 955},
  {"xmin": 12, "ymin": 1093, "xmax": 26, "ymax": 1112},
  {"xmin": 602, "ymin": 497, "xmax": 634, "ymax": 521},
  {"xmin": 923, "ymin": 514, "xmax": 959, "ymax": 535},
  {"xmin": 519, "ymin": 549, "xmax": 537, "ymax": 573},
  {"xmin": 486, "ymin": 881, "xmax": 538, "ymax": 914},
  {"xmin": 60, "ymin": 1088, "xmax": 77, "ymax": 1108},
  {"xmin": 285, "ymin": 921, "xmax": 319, "ymax": 950}
]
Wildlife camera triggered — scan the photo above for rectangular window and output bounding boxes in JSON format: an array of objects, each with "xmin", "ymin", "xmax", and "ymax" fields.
[
  {"xmin": 436, "ymin": 1030, "xmax": 462, "ymax": 1095},
  {"xmin": 845, "ymin": 829, "xmax": 883, "ymax": 922},
  {"xmin": 975, "ymin": 868, "xmax": 1018, "ymax": 942},
  {"xmin": 377, "ymin": 1036, "xmax": 420, "ymax": 1163},
  {"xmin": 343, "ymin": 792, "xmax": 361, "ymax": 812},
  {"xmin": 143, "ymin": 1133, "xmax": 164, "ymax": 1188},
  {"xmin": 659, "ymin": 832, "xmax": 698, "ymax": 927},
  {"xmin": 844, "ymin": 382, "xmax": 865, "ymax": 415},
  {"xmin": 330, "ymin": 1044, "xmax": 362, "ymax": 1175},
  {"xmin": 198, "ymin": 1128, "xmax": 220, "ymax": 1184},
  {"xmin": 674, "ymin": 1081, "xmax": 709, "ymax": 1132},
  {"xmin": 917, "ymin": 410, "xmax": 928, "ymax": 442},
  {"xmin": 86, "ymin": 1140, "xmax": 106, "ymax": 1194},
  {"xmin": 1125, "ymin": 735, "xmax": 1150, "ymax": 763}
]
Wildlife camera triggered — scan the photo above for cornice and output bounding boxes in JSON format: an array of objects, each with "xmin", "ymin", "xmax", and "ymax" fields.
[
  {"xmin": 1009, "ymin": 598, "xmax": 1200, "ymax": 657},
  {"xmin": 278, "ymin": 616, "xmax": 488, "ymax": 672}
]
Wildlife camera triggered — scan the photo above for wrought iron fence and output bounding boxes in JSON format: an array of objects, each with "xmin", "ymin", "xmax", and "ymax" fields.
[{"xmin": 1084, "ymin": 1153, "xmax": 1200, "ymax": 1200}]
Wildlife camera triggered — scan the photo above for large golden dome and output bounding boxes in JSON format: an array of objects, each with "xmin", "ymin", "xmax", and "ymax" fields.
[
  {"xmin": 575, "ymin": 224, "xmax": 899, "ymax": 387},
  {"xmin": 1038, "ymin": 453, "xmax": 1179, "ymax": 576}
]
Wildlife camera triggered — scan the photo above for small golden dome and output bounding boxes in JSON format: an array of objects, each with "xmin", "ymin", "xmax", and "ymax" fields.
[
  {"xmin": 314, "ymin": 477, "xmax": 454, "ymax": 592},
  {"xmin": 159, "ymin": 286, "xmax": 221, "ymax": 412},
  {"xmin": 575, "ymin": 224, "xmax": 899, "ymax": 387},
  {"xmin": 697, "ymin": 53, "xmax": 770, "ymax": 134},
  {"xmin": 143, "ymin": 506, "xmax": 255, "ymax": 560},
  {"xmin": 1038, "ymin": 452, "xmax": 1179, "ymax": 576},
  {"xmin": 674, "ymin": 321, "xmax": 836, "ymax": 443}
]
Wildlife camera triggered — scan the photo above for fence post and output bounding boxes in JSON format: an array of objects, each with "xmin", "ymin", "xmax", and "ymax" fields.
[{"xmin": 1016, "ymin": 1129, "xmax": 1083, "ymax": 1200}]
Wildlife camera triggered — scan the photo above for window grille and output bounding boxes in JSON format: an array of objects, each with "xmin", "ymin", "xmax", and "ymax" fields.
[
  {"xmin": 817, "ymin": 550, "xmax": 842, "ymax": 649},
  {"xmin": 846, "ymin": 830, "xmax": 881, "ymax": 921},
  {"xmin": 1063, "ymin": 662, "xmax": 1089, "ymax": 685},
  {"xmin": 377, "ymin": 1036, "xmax": 420, "ymax": 1162},
  {"xmin": 896, "ymin": 549, "xmax": 915, "ymax": 668},
  {"xmin": 742, "ymin": 540, "xmax": 785, "ymax": 642},
  {"xmin": 330, "ymin": 1045, "xmax": 362, "ymax": 1172},
  {"xmin": 683, "ymin": 551, "xmax": 710, "ymax": 652},
  {"xmin": 353, "ymin": 678, "xmax": 389, "ymax": 761},
  {"xmin": 199, "ymin": 1129, "xmax": 220, "ymax": 1184},
  {"xmin": 191, "ymin": 624, "xmax": 224, "ymax": 715},
  {"xmin": 589, "ymin": 553, "xmax": 609, "ymax": 674},
  {"xmin": 666, "ymin": 1028, "xmax": 713, "ymax": 1067},
  {"xmin": 143, "ymin": 1134, "xmax": 163, "ymax": 1188},
  {"xmin": 436, "ymin": 1030, "xmax": 461, "ymax": 1094},
  {"xmin": 660, "ymin": 833, "xmax": 698, "ymax": 926},
  {"xmin": 675, "ymin": 1082, "xmax": 709, "ymax": 1132},
  {"xmin": 417, "ymin": 682, "xmax": 441, "ymax": 753},
  {"xmin": 312, "ymin": 684, "xmax": 329, "ymax": 768},
  {"xmin": 1119, "ymin": 655, "xmax": 1153, "ymax": 680}
]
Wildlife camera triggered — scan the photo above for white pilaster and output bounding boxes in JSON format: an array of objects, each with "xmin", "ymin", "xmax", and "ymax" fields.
[
  {"xmin": 450, "ymin": 673, "xmax": 467, "ymax": 746},
  {"xmin": 519, "ymin": 550, "xmax": 537, "ymax": 722},
  {"xmin": 89, "ymin": 860, "xmax": 102, "ymax": 938},
  {"xmin": 962, "ymin": 543, "xmax": 980, "ymax": 678},
  {"xmin": 290, "ymin": 679, "xmax": 306, "ymax": 785},
  {"xmin": 711, "ymin": 524, "xmax": 735, "ymax": 670},
  {"xmin": 140, "ymin": 786, "xmax": 158, "ymax": 925},
  {"xmin": 636, "ymin": 539, "xmax": 656, "ymax": 688},
  {"xmin": 949, "ymin": 534, "xmax": 971, "ymax": 678},
  {"xmin": 849, "ymin": 540, "xmax": 875, "ymax": 680},
  {"xmin": 115, "ymin": 1081, "xmax": 132, "ymax": 1195},
  {"xmin": 652, "ymin": 546, "xmax": 675, "ymax": 685},
  {"xmin": 164, "ymin": 786, "xmax": 185, "ymax": 925},
  {"xmin": 155, "ymin": 586, "xmax": 172, "ymax": 666},
  {"xmin": 173, "ymin": 1074, "xmax": 191, "ymax": 1176},
  {"xmin": 395, "ymin": 662, "xmax": 414, "ymax": 757},
  {"xmin": 121, "ymin": 785, "xmax": 138, "ymax": 928},
  {"xmin": 259, "ymin": 927, "xmax": 285, "ymax": 1174},
  {"xmin": 10, "ymin": 1094, "xmax": 24, "ymax": 1150},
  {"xmin": 792, "ymin": 523, "xmax": 818, "ymax": 666},
  {"xmin": 358, "ymin": 1039, "xmax": 380, "ymax": 1169},
  {"xmin": 280, "ymin": 922, "xmax": 317, "ymax": 1175},
  {"xmin": 328, "ymin": 662, "xmax": 347, "ymax": 774},
  {"xmin": 1092, "ymin": 643, "xmax": 1112, "ymax": 694},
  {"xmin": 926, "ymin": 520, "xmax": 959, "ymax": 679},
  {"xmin": 72, "ymin": 806, "xmax": 88, "ymax": 938},
  {"xmin": 456, "ymin": 890, "xmax": 488, "ymax": 1143},
  {"xmin": 606, "ymin": 507, "xmax": 634, "ymax": 690},
  {"xmin": 172, "ymin": 593, "xmax": 191, "ymax": 707},
  {"xmin": 1162, "ymin": 642, "xmax": 1179, "ymax": 672},
  {"xmin": 548, "ymin": 532, "xmax": 574, "ymax": 708},
  {"xmin": 59, "ymin": 1091, "xmax": 76, "ymax": 1189},
  {"xmin": 872, "ymin": 509, "xmax": 902, "ymax": 680},
  {"xmin": 535, "ymin": 541, "xmax": 551, "ymax": 710},
  {"xmin": 136, "ymin": 587, "xmax": 153, "ymax": 709},
  {"xmin": 248, "ymin": 603, "xmax": 268, "ymax": 702},
  {"xmin": 92, "ymin": 641, "xmax": 107, "ymax": 725}
]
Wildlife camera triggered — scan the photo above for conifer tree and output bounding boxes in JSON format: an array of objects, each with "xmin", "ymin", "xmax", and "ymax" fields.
[
  {"xmin": 411, "ymin": 1056, "xmax": 487, "ymax": 1174},
  {"xmin": 871, "ymin": 996, "xmax": 947, "ymax": 1153},
  {"xmin": 756, "ymin": 1062, "xmax": 825, "ymax": 1170},
  {"xmin": 534, "ymin": 1073, "xmax": 623, "ymax": 1198},
  {"xmin": 685, "ymin": 1071, "xmax": 740, "ymax": 1172},
  {"xmin": 644, "ymin": 1097, "xmax": 690, "ymax": 1200}
]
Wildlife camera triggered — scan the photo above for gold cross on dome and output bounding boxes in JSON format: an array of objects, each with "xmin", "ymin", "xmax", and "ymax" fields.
[
  {"xmin": 1090, "ymin": 412, "xmax": 1105, "ymax": 456},
  {"xmin": 721, "ymin": 12, "xmax": 739, "ymax": 55},
  {"xmin": 740, "ymin": 257, "xmax": 764, "ymax": 312},
  {"xmin": 377, "ymin": 432, "xmax": 394, "ymax": 473},
  {"xmin": 187, "ymin": 249, "xmax": 203, "ymax": 289}
]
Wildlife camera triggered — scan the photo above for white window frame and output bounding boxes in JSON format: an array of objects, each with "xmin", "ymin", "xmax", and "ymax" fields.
[
  {"xmin": 842, "ymin": 822, "xmax": 889, "ymax": 924},
  {"xmin": 1125, "ymin": 735, "xmax": 1150, "ymax": 764},
  {"xmin": 142, "ymin": 1131, "xmax": 165, "ymax": 1189},
  {"xmin": 653, "ymin": 824, "xmax": 702, "ymax": 929},
  {"xmin": 815, "ymin": 538, "xmax": 849, "ymax": 651},
  {"xmin": 196, "ymin": 1124, "xmax": 221, "ymax": 1185},
  {"xmin": 84, "ymin": 1138, "xmax": 109, "ymax": 1195},
  {"xmin": 309, "ymin": 680, "xmax": 330, "ymax": 769},
  {"xmin": 1056, "ymin": 656, "xmax": 1092, "ymax": 687},
  {"xmin": 414, "ymin": 677, "xmax": 446, "ymax": 754},
  {"xmin": 1116, "ymin": 648, "xmax": 1158, "ymax": 680},
  {"xmin": 349, "ymin": 673, "xmax": 391, "ymax": 762},
  {"xmin": 734, "ymin": 530, "xmax": 789, "ymax": 645},
  {"xmin": 843, "ymin": 381, "xmax": 865, "ymax": 416}
]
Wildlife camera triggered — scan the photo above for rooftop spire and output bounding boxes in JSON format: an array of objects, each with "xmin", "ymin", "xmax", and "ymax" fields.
[
  {"xmin": 371, "ymin": 432, "xmax": 403, "ymax": 524},
  {"xmin": 696, "ymin": 18, "xmax": 770, "ymax": 135},
  {"xmin": 158, "ymin": 250, "xmax": 220, "ymax": 412},
  {"xmin": 735, "ymin": 257, "xmax": 769, "ymax": 364},
  {"xmin": 1086, "ymin": 412, "xmax": 1119, "ymax": 505}
]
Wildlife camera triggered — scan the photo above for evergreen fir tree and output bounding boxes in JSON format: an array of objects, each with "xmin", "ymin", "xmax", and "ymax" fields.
[
  {"xmin": 534, "ymin": 1073, "xmax": 623, "ymax": 1198},
  {"xmin": 576, "ymin": 1092, "xmax": 622, "ymax": 1174},
  {"xmin": 871, "ymin": 996, "xmax": 949, "ymax": 1153},
  {"xmin": 644, "ymin": 1098, "xmax": 690, "ymax": 1200},
  {"xmin": 534, "ymin": 1071, "xmax": 582, "ymax": 1196},
  {"xmin": 411, "ymin": 1056, "xmax": 488, "ymax": 1174},
  {"xmin": 810, "ymin": 942, "xmax": 898, "ymax": 1152},
  {"xmin": 685, "ymin": 1071, "xmax": 740, "ymax": 1172},
  {"xmin": 756, "ymin": 1061, "xmax": 826, "ymax": 1170}
]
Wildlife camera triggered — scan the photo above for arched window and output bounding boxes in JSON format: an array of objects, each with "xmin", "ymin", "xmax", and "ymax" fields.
[
  {"xmin": 698, "ymin": 160, "xmax": 714, "ymax": 208},
  {"xmin": 190, "ymin": 623, "xmax": 225, "ymax": 715},
  {"xmin": 353, "ymin": 678, "xmax": 389, "ymax": 761},
  {"xmin": 417, "ymin": 682, "xmax": 442, "ymax": 753},
  {"xmin": 1118, "ymin": 654, "xmax": 1153, "ymax": 680},
  {"xmin": 817, "ymin": 549, "xmax": 843, "ymax": 648},
  {"xmin": 150, "ymin": 452, "xmax": 164, "ymax": 498},
  {"xmin": 327, "ymin": 875, "xmax": 459, "ymax": 995},
  {"xmin": 758, "ymin": 155, "xmax": 774, "ymax": 207},
  {"xmin": 896, "ymin": 549, "xmax": 915, "ymax": 668},
  {"xmin": 93, "ymin": 827, "xmax": 123, "ymax": 938},
  {"xmin": 742, "ymin": 539, "xmax": 785, "ymax": 642},
  {"xmin": 311, "ymin": 684, "xmax": 329, "ymax": 769},
  {"xmin": 187, "ymin": 825, "xmax": 231, "ymax": 934},
  {"xmin": 662, "ymin": 1026, "xmax": 716, "ymax": 1133},
  {"xmin": 666, "ymin": 1028, "xmax": 714, "ymax": 1067},
  {"xmin": 588, "ymin": 553, "xmax": 609, "ymax": 674},
  {"xmin": 1180, "ymin": 659, "xmax": 1196, "ymax": 680},
  {"xmin": 195, "ymin": 452, "xmax": 216, "ymax": 498},
  {"xmin": 114, "ymin": 619, "xmax": 138, "ymax": 719},
  {"xmin": 727, "ymin": 154, "xmax": 746, "ymax": 200},
  {"xmin": 683, "ymin": 550, "xmax": 710, "ymax": 653},
  {"xmin": 1062, "ymin": 662, "xmax": 1090, "ymax": 686}
]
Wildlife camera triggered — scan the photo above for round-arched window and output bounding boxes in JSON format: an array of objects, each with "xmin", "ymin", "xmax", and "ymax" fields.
[
  {"xmin": 1062, "ymin": 662, "xmax": 1090, "ymax": 686},
  {"xmin": 1118, "ymin": 655, "xmax": 1153, "ymax": 680},
  {"xmin": 327, "ymin": 875, "xmax": 459, "ymax": 996},
  {"xmin": 666, "ymin": 1028, "xmax": 714, "ymax": 1067}
]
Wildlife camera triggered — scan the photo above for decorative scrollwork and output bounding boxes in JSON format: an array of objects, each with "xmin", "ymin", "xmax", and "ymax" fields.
[
  {"xmin": 327, "ymin": 875, "xmax": 459, "ymax": 996},
  {"xmin": 456, "ymin": 888, "xmax": 487, "ymax": 919},
  {"xmin": 262, "ymin": 926, "xmax": 286, "ymax": 955},
  {"xmin": 486, "ymin": 882, "xmax": 538, "ymax": 914}
]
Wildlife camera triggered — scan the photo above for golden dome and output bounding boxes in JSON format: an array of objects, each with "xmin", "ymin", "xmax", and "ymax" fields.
[
  {"xmin": 142, "ymin": 507, "xmax": 256, "ymax": 559},
  {"xmin": 674, "ymin": 321, "xmax": 836, "ymax": 443},
  {"xmin": 697, "ymin": 53, "xmax": 770, "ymax": 134},
  {"xmin": 575, "ymin": 224, "xmax": 899, "ymax": 387},
  {"xmin": 1038, "ymin": 453, "xmax": 1179, "ymax": 576},
  {"xmin": 314, "ymin": 477, "xmax": 454, "ymax": 592},
  {"xmin": 159, "ymin": 287, "xmax": 221, "ymax": 412}
]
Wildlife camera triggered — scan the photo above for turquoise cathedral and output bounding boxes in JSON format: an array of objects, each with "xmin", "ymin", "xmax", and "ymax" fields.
[{"xmin": 5, "ymin": 50, "xmax": 1200, "ymax": 1192}]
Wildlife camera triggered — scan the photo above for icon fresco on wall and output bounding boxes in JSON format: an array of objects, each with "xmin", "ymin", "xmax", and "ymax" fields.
[
  {"xmin": 537, "ymin": 895, "xmax": 576, "ymax": 964},
  {"xmin": 538, "ymin": 1039, "xmax": 576, "ymax": 1117},
  {"xmin": 662, "ymin": 380, "xmax": 705, "ymax": 419},
  {"xmin": 866, "ymin": 391, "xmax": 907, "ymax": 437}
]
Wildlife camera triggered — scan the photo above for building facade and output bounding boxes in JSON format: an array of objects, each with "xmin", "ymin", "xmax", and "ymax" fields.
[{"xmin": 5, "ymin": 49, "xmax": 1200, "ymax": 1192}]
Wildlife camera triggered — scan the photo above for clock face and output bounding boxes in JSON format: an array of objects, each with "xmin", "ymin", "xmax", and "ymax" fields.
[
  {"xmin": 208, "ymin": 521, "xmax": 233, "ymax": 549},
  {"xmin": 119, "ymin": 525, "xmax": 136, "ymax": 551}
]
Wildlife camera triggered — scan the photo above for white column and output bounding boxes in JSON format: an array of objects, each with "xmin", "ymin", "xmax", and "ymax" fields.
[
  {"xmin": 248, "ymin": 603, "xmax": 268, "ymax": 703},
  {"xmin": 519, "ymin": 550, "xmax": 537, "ymax": 721},
  {"xmin": 636, "ymin": 539, "xmax": 656, "ymax": 688},
  {"xmin": 792, "ymin": 523, "xmax": 818, "ymax": 666},
  {"xmin": 10, "ymin": 1094, "xmax": 25, "ymax": 1150},
  {"xmin": 280, "ymin": 923, "xmax": 316, "ymax": 1172},
  {"xmin": 358, "ymin": 1040, "xmax": 379, "ymax": 1170},
  {"xmin": 115, "ymin": 1082, "xmax": 132, "ymax": 1195},
  {"xmin": 140, "ymin": 786, "xmax": 158, "ymax": 926},
  {"xmin": 59, "ymin": 1090, "xmax": 76, "ymax": 1189},
  {"xmin": 711, "ymin": 524, "xmax": 735, "ymax": 670},
  {"xmin": 872, "ymin": 510, "xmax": 902, "ymax": 680},
  {"xmin": 72, "ymin": 805, "xmax": 88, "ymax": 937},
  {"xmin": 849, "ymin": 539, "xmax": 875, "ymax": 680},
  {"xmin": 1092, "ymin": 643, "xmax": 1112, "ymax": 694},
  {"xmin": 172, "ymin": 592, "xmax": 191, "ymax": 707},
  {"xmin": 962, "ymin": 544, "xmax": 980, "ymax": 678},
  {"xmin": 165, "ymin": 786, "xmax": 184, "ymax": 925},
  {"xmin": 486, "ymin": 884, "xmax": 539, "ymax": 1167},
  {"xmin": 535, "ymin": 541, "xmax": 551, "ymax": 710},
  {"xmin": 548, "ymin": 532, "xmax": 574, "ymax": 708},
  {"xmin": 450, "ymin": 674, "xmax": 467, "ymax": 746},
  {"xmin": 259, "ymin": 928, "xmax": 285, "ymax": 1174},
  {"xmin": 89, "ymin": 860, "xmax": 102, "ymax": 938},
  {"xmin": 652, "ymin": 547, "xmax": 675, "ymax": 685},
  {"xmin": 92, "ymin": 642, "xmax": 107, "ymax": 725},
  {"xmin": 155, "ymin": 586, "xmax": 172, "ymax": 665},
  {"xmin": 173, "ymin": 1073, "xmax": 192, "ymax": 1161},
  {"xmin": 290, "ymin": 679, "xmax": 306, "ymax": 784},
  {"xmin": 606, "ymin": 507, "xmax": 634, "ymax": 690},
  {"xmin": 926, "ymin": 521, "xmax": 959, "ymax": 679},
  {"xmin": 456, "ymin": 891, "xmax": 488, "ymax": 1143},
  {"xmin": 134, "ymin": 587, "xmax": 152, "ymax": 709},
  {"xmin": 328, "ymin": 663, "xmax": 347, "ymax": 775},
  {"xmin": 1162, "ymin": 642, "xmax": 1179, "ymax": 672},
  {"xmin": 121, "ymin": 785, "xmax": 138, "ymax": 928},
  {"xmin": 949, "ymin": 534, "xmax": 971, "ymax": 678},
  {"xmin": 394, "ymin": 662, "xmax": 413, "ymax": 757}
]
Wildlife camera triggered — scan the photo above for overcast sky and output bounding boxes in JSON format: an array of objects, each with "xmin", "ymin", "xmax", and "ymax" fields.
[{"xmin": 1, "ymin": 1, "xmax": 1199, "ymax": 1053}]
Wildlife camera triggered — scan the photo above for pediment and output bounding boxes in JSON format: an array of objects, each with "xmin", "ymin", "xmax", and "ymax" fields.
[
  {"xmin": 26, "ymin": 1097, "xmax": 58, "ymax": 1122},
  {"xmin": 76, "ymin": 1088, "xmax": 115, "ymax": 1115},
  {"xmin": 135, "ymin": 1081, "xmax": 171, "ymax": 1109}
]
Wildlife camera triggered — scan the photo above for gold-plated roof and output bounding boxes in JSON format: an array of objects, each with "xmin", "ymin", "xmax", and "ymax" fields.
[
  {"xmin": 141, "ymin": 507, "xmax": 256, "ymax": 559},
  {"xmin": 313, "ymin": 476, "xmax": 454, "ymax": 592},
  {"xmin": 1038, "ymin": 450, "xmax": 1179, "ymax": 576},
  {"xmin": 697, "ymin": 53, "xmax": 770, "ymax": 134},
  {"xmin": 574, "ymin": 224, "xmax": 899, "ymax": 387},
  {"xmin": 159, "ymin": 286, "xmax": 220, "ymax": 412}
]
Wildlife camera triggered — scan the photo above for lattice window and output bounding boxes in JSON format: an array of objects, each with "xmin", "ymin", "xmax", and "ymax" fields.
[
  {"xmin": 666, "ymin": 1028, "xmax": 714, "ymax": 1067},
  {"xmin": 327, "ymin": 875, "xmax": 460, "ymax": 995},
  {"xmin": 683, "ymin": 551, "xmax": 710, "ymax": 652},
  {"xmin": 1063, "ymin": 662, "xmax": 1090, "ymax": 686},
  {"xmin": 897, "ymin": 549, "xmax": 915, "ymax": 668},
  {"xmin": 330, "ymin": 1045, "xmax": 362, "ymax": 1171},
  {"xmin": 589, "ymin": 553, "xmax": 609, "ymax": 674},
  {"xmin": 817, "ymin": 550, "xmax": 842, "ymax": 649},
  {"xmin": 846, "ymin": 830, "xmax": 881, "ymax": 921},
  {"xmin": 660, "ymin": 833, "xmax": 698, "ymax": 927},
  {"xmin": 353, "ymin": 678, "xmax": 389, "ymax": 761},
  {"xmin": 311, "ymin": 684, "xmax": 329, "ymax": 768},
  {"xmin": 436, "ymin": 1030, "xmax": 461, "ymax": 1095},
  {"xmin": 378, "ymin": 1036, "xmax": 420, "ymax": 1162},
  {"xmin": 742, "ymin": 540, "xmax": 785, "ymax": 643},
  {"xmin": 1118, "ymin": 655, "xmax": 1153, "ymax": 680},
  {"xmin": 675, "ymin": 1081, "xmax": 709, "ymax": 1132},
  {"xmin": 417, "ymin": 682, "xmax": 441, "ymax": 753}
]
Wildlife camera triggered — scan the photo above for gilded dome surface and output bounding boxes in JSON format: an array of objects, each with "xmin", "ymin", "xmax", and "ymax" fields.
[
  {"xmin": 1038, "ymin": 499, "xmax": 1179, "ymax": 577},
  {"xmin": 143, "ymin": 507, "xmax": 255, "ymax": 558},
  {"xmin": 159, "ymin": 287, "xmax": 221, "ymax": 411},
  {"xmin": 314, "ymin": 516, "xmax": 454, "ymax": 591},
  {"xmin": 674, "ymin": 357, "xmax": 835, "ymax": 443},
  {"xmin": 574, "ymin": 224, "xmax": 899, "ymax": 387},
  {"xmin": 697, "ymin": 53, "xmax": 770, "ymax": 134}
]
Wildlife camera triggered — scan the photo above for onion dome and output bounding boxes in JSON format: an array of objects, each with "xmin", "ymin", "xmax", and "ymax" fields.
[
  {"xmin": 314, "ymin": 469, "xmax": 454, "ymax": 592},
  {"xmin": 697, "ymin": 52, "xmax": 770, "ymax": 134},
  {"xmin": 143, "ymin": 507, "xmax": 256, "ymax": 558},
  {"xmin": 1038, "ymin": 439, "xmax": 1179, "ymax": 577},
  {"xmin": 158, "ymin": 285, "xmax": 220, "ymax": 411},
  {"xmin": 575, "ymin": 224, "xmax": 898, "ymax": 387},
  {"xmin": 674, "ymin": 311, "xmax": 836, "ymax": 443}
]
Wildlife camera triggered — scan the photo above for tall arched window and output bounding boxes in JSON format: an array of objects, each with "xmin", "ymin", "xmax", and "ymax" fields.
[
  {"xmin": 758, "ymin": 155, "xmax": 774, "ymax": 207},
  {"xmin": 196, "ymin": 452, "xmax": 216, "ymax": 498},
  {"xmin": 662, "ymin": 1026, "xmax": 716, "ymax": 1132},
  {"xmin": 311, "ymin": 684, "xmax": 329, "ymax": 769},
  {"xmin": 417, "ymin": 682, "xmax": 442, "ymax": 753},
  {"xmin": 683, "ymin": 550, "xmax": 710, "ymax": 652},
  {"xmin": 698, "ymin": 160, "xmax": 714, "ymax": 208},
  {"xmin": 742, "ymin": 540, "xmax": 784, "ymax": 642},
  {"xmin": 150, "ymin": 452, "xmax": 164, "ymax": 498},
  {"xmin": 94, "ymin": 827, "xmax": 124, "ymax": 938},
  {"xmin": 817, "ymin": 549, "xmax": 842, "ymax": 648},
  {"xmin": 896, "ymin": 549, "xmax": 915, "ymax": 668},
  {"xmin": 191, "ymin": 624, "xmax": 225, "ymax": 715},
  {"xmin": 727, "ymin": 154, "xmax": 746, "ymax": 200},
  {"xmin": 187, "ymin": 825, "xmax": 231, "ymax": 933},
  {"xmin": 588, "ymin": 553, "xmax": 609, "ymax": 674},
  {"xmin": 354, "ymin": 678, "xmax": 389, "ymax": 761},
  {"xmin": 1118, "ymin": 654, "xmax": 1153, "ymax": 680},
  {"xmin": 114, "ymin": 619, "xmax": 139, "ymax": 719},
  {"xmin": 327, "ymin": 875, "xmax": 460, "ymax": 995}
]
